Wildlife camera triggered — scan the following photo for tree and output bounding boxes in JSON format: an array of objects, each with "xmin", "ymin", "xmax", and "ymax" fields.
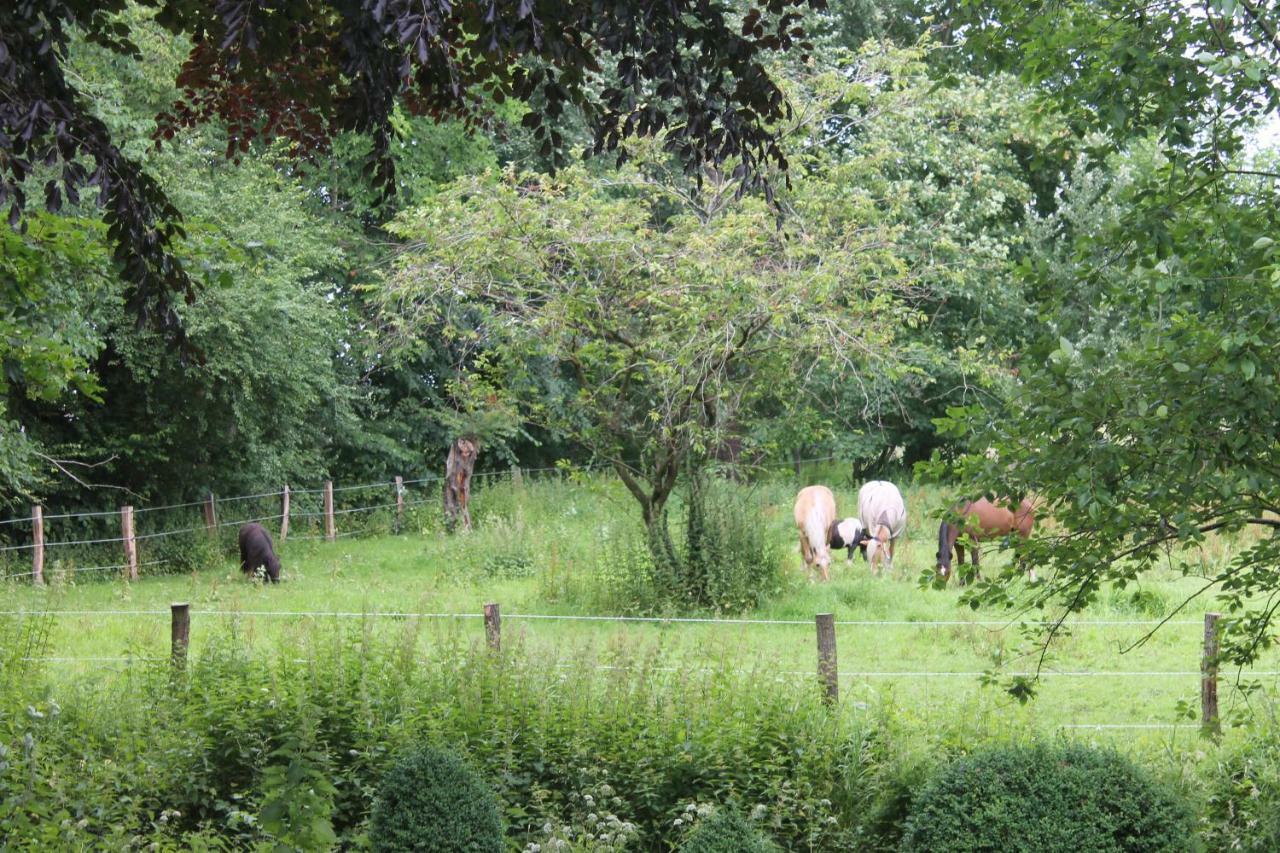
[
  {"xmin": 3, "ymin": 0, "xmax": 824, "ymax": 342},
  {"xmin": 933, "ymin": 143, "xmax": 1280, "ymax": 699},
  {"xmin": 3, "ymin": 11, "xmax": 356, "ymax": 508},
  {"xmin": 742, "ymin": 42, "xmax": 1060, "ymax": 473},
  {"xmin": 908, "ymin": 0, "xmax": 1280, "ymax": 704},
  {"xmin": 373, "ymin": 146, "xmax": 912, "ymax": 562}
]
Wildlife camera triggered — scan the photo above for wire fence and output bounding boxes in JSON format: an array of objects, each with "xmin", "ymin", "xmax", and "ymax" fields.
[
  {"xmin": 0, "ymin": 453, "xmax": 847, "ymax": 532},
  {"xmin": 0, "ymin": 601, "xmax": 1254, "ymax": 732},
  {"xmin": 0, "ymin": 469, "xmax": 539, "ymax": 580},
  {"xmin": 0, "ymin": 454, "xmax": 854, "ymax": 581}
]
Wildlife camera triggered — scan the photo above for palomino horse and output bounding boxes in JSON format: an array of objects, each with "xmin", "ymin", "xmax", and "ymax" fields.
[
  {"xmin": 936, "ymin": 497, "xmax": 1036, "ymax": 584},
  {"xmin": 794, "ymin": 485, "xmax": 838, "ymax": 582}
]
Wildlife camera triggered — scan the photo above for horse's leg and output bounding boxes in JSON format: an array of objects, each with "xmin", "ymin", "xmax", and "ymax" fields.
[
  {"xmin": 1019, "ymin": 533, "xmax": 1037, "ymax": 583},
  {"xmin": 971, "ymin": 537, "xmax": 981, "ymax": 582},
  {"xmin": 800, "ymin": 535, "xmax": 812, "ymax": 567}
]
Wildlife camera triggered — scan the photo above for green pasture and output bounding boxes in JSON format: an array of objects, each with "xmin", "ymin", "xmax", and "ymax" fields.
[{"xmin": 3, "ymin": 472, "xmax": 1274, "ymax": 747}]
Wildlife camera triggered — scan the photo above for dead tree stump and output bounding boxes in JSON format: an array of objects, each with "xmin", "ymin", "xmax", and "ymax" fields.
[{"xmin": 443, "ymin": 437, "xmax": 478, "ymax": 532}]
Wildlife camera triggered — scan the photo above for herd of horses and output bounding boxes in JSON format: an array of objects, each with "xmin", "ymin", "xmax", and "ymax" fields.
[
  {"xmin": 794, "ymin": 482, "xmax": 1037, "ymax": 584},
  {"xmin": 236, "ymin": 480, "xmax": 1035, "ymax": 588}
]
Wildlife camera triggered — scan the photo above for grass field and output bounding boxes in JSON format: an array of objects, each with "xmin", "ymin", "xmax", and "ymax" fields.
[{"xmin": 4, "ymin": 470, "xmax": 1275, "ymax": 751}]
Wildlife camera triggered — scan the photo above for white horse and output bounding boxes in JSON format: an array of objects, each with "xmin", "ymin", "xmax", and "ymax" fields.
[
  {"xmin": 793, "ymin": 485, "xmax": 837, "ymax": 581},
  {"xmin": 858, "ymin": 480, "xmax": 906, "ymax": 576}
]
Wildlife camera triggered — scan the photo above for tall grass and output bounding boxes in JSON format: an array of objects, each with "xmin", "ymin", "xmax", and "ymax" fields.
[{"xmin": 0, "ymin": 619, "xmax": 917, "ymax": 850}]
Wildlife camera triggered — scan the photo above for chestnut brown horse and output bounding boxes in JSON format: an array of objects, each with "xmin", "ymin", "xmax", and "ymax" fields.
[{"xmin": 936, "ymin": 498, "xmax": 1036, "ymax": 584}]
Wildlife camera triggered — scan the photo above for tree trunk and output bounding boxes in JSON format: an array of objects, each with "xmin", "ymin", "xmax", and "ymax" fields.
[
  {"xmin": 614, "ymin": 457, "xmax": 682, "ymax": 580},
  {"xmin": 443, "ymin": 437, "xmax": 478, "ymax": 532}
]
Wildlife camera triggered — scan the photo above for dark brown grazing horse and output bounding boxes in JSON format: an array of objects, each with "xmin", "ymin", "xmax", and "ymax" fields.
[
  {"xmin": 239, "ymin": 522, "xmax": 282, "ymax": 583},
  {"xmin": 936, "ymin": 498, "xmax": 1036, "ymax": 584}
]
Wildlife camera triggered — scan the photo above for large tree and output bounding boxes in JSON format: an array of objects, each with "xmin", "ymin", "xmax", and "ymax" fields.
[
  {"xmin": 934, "ymin": 142, "xmax": 1280, "ymax": 699},
  {"xmin": 915, "ymin": 0, "xmax": 1280, "ymax": 702},
  {"xmin": 374, "ymin": 157, "xmax": 911, "ymax": 559}
]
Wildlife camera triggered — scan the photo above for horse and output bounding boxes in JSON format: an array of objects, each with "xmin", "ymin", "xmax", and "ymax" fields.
[
  {"xmin": 238, "ymin": 522, "xmax": 282, "ymax": 583},
  {"xmin": 828, "ymin": 516, "xmax": 865, "ymax": 562},
  {"xmin": 935, "ymin": 497, "xmax": 1035, "ymax": 584},
  {"xmin": 858, "ymin": 480, "xmax": 907, "ymax": 576},
  {"xmin": 794, "ymin": 485, "xmax": 838, "ymax": 581}
]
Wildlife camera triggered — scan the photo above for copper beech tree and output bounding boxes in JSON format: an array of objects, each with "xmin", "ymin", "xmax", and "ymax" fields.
[{"xmin": 2, "ymin": 0, "xmax": 823, "ymax": 339}]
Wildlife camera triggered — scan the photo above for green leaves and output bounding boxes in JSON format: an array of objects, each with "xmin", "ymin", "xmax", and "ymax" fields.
[{"xmin": 939, "ymin": 142, "xmax": 1280, "ymax": 696}]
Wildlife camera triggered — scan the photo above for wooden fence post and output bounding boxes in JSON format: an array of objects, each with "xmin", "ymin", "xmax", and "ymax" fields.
[
  {"xmin": 280, "ymin": 485, "xmax": 290, "ymax": 542},
  {"xmin": 203, "ymin": 493, "xmax": 217, "ymax": 536},
  {"xmin": 171, "ymin": 603, "xmax": 190, "ymax": 670},
  {"xmin": 122, "ymin": 505, "xmax": 138, "ymax": 580},
  {"xmin": 1202, "ymin": 612, "xmax": 1221, "ymax": 737},
  {"xmin": 323, "ymin": 480, "xmax": 335, "ymax": 542},
  {"xmin": 31, "ymin": 505, "xmax": 44, "ymax": 586},
  {"xmin": 816, "ymin": 613, "xmax": 838, "ymax": 705},
  {"xmin": 484, "ymin": 602, "xmax": 501, "ymax": 651},
  {"xmin": 394, "ymin": 476, "xmax": 404, "ymax": 527}
]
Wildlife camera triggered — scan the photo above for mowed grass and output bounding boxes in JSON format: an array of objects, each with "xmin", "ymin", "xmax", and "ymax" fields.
[{"xmin": 4, "ymin": 469, "xmax": 1276, "ymax": 748}]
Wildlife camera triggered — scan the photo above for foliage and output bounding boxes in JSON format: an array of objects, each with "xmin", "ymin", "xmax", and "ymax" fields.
[
  {"xmin": 762, "ymin": 43, "xmax": 1057, "ymax": 470},
  {"xmin": 376, "ymin": 145, "xmax": 909, "ymax": 560},
  {"xmin": 259, "ymin": 736, "xmax": 339, "ymax": 852},
  {"xmin": 677, "ymin": 805, "xmax": 780, "ymax": 853},
  {"xmin": 677, "ymin": 476, "xmax": 785, "ymax": 613},
  {"xmin": 930, "ymin": 144, "xmax": 1280, "ymax": 695},
  {"xmin": 899, "ymin": 742, "xmax": 1197, "ymax": 852},
  {"xmin": 933, "ymin": 0, "xmax": 1279, "ymax": 172},
  {"xmin": 1, "ymin": 10, "xmax": 358, "ymax": 509},
  {"xmin": 370, "ymin": 744, "xmax": 503, "ymax": 853},
  {"xmin": 0, "ymin": 618, "xmax": 888, "ymax": 849},
  {"xmin": 0, "ymin": 214, "xmax": 113, "ymax": 505},
  {"xmin": 1201, "ymin": 717, "xmax": 1280, "ymax": 851},
  {"xmin": 2, "ymin": 0, "xmax": 821, "ymax": 333}
]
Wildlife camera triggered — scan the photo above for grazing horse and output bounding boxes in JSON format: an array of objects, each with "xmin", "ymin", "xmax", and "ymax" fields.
[
  {"xmin": 935, "ymin": 497, "xmax": 1035, "ymax": 584},
  {"xmin": 794, "ymin": 486, "xmax": 838, "ymax": 581},
  {"xmin": 858, "ymin": 480, "xmax": 907, "ymax": 576},
  {"xmin": 239, "ymin": 522, "xmax": 282, "ymax": 583},
  {"xmin": 828, "ymin": 517, "xmax": 865, "ymax": 563}
]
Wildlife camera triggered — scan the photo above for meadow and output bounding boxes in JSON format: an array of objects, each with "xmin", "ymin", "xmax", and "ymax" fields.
[{"xmin": 5, "ymin": 468, "xmax": 1272, "ymax": 745}]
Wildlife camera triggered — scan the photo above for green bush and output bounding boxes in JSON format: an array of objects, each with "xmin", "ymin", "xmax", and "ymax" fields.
[
  {"xmin": 370, "ymin": 744, "xmax": 503, "ymax": 852},
  {"xmin": 678, "ymin": 477, "xmax": 784, "ymax": 613},
  {"xmin": 900, "ymin": 742, "xmax": 1197, "ymax": 853},
  {"xmin": 678, "ymin": 807, "xmax": 780, "ymax": 852}
]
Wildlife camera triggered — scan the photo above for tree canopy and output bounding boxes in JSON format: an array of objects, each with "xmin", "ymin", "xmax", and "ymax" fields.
[{"xmin": 2, "ymin": 0, "xmax": 821, "ymax": 341}]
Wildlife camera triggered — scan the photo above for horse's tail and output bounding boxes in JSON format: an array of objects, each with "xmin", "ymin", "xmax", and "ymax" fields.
[{"xmin": 937, "ymin": 519, "xmax": 953, "ymax": 573}]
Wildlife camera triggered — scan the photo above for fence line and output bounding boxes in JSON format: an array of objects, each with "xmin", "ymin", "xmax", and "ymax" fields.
[
  {"xmin": 4, "ymin": 603, "xmax": 1241, "ymax": 732},
  {"xmin": 18, "ymin": 649, "xmax": 1275, "ymax": 680},
  {"xmin": 1, "ymin": 559, "xmax": 172, "ymax": 580},
  {"xmin": 1058, "ymin": 723, "xmax": 1200, "ymax": 730},
  {"xmin": 0, "ymin": 453, "xmax": 842, "ymax": 530},
  {"xmin": 132, "ymin": 498, "xmax": 216, "ymax": 514},
  {"xmin": 0, "ymin": 607, "xmax": 1209, "ymax": 629},
  {"xmin": 0, "ymin": 497, "xmax": 425, "ymax": 555}
]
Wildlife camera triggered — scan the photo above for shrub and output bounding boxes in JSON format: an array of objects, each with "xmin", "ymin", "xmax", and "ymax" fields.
[
  {"xmin": 370, "ymin": 744, "xmax": 503, "ymax": 853},
  {"xmin": 678, "ymin": 806, "xmax": 780, "ymax": 853},
  {"xmin": 678, "ymin": 477, "xmax": 784, "ymax": 613},
  {"xmin": 900, "ymin": 742, "xmax": 1197, "ymax": 853}
]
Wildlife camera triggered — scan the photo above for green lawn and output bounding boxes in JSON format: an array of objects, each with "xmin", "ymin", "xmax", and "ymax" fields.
[{"xmin": 3, "ymin": 472, "xmax": 1271, "ymax": 749}]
